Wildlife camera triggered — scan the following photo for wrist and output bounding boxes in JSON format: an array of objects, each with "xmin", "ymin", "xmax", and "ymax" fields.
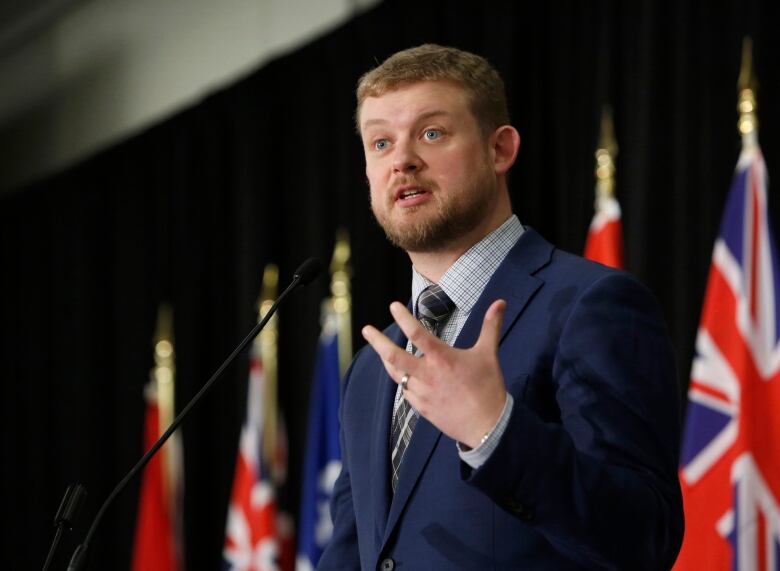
[
  {"xmin": 456, "ymin": 393, "xmax": 514, "ymax": 470},
  {"xmin": 459, "ymin": 392, "xmax": 509, "ymax": 449},
  {"xmin": 457, "ymin": 429, "xmax": 493, "ymax": 452}
]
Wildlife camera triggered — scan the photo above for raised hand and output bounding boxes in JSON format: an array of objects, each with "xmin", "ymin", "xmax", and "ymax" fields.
[{"xmin": 362, "ymin": 299, "xmax": 508, "ymax": 448}]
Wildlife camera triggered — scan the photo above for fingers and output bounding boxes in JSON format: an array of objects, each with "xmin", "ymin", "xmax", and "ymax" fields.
[
  {"xmin": 362, "ymin": 324, "xmax": 421, "ymax": 377},
  {"xmin": 475, "ymin": 299, "xmax": 506, "ymax": 350},
  {"xmin": 388, "ymin": 302, "xmax": 443, "ymax": 355}
]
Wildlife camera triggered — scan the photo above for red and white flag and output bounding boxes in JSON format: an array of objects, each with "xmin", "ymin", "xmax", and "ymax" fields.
[
  {"xmin": 132, "ymin": 381, "xmax": 185, "ymax": 571},
  {"xmin": 676, "ymin": 136, "xmax": 780, "ymax": 569},
  {"xmin": 584, "ymin": 194, "xmax": 624, "ymax": 269},
  {"xmin": 223, "ymin": 341, "xmax": 293, "ymax": 571}
]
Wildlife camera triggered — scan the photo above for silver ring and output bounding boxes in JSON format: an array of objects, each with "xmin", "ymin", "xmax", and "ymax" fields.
[{"xmin": 400, "ymin": 373, "xmax": 410, "ymax": 391}]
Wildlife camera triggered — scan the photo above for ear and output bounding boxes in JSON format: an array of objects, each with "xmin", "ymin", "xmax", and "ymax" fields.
[{"xmin": 490, "ymin": 126, "xmax": 521, "ymax": 176}]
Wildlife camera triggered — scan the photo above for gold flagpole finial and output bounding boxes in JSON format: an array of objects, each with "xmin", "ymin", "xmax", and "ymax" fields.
[
  {"xmin": 330, "ymin": 228, "xmax": 352, "ymax": 377},
  {"xmin": 738, "ymin": 36, "xmax": 758, "ymax": 141},
  {"xmin": 259, "ymin": 264, "xmax": 279, "ymax": 319},
  {"xmin": 150, "ymin": 302, "xmax": 181, "ymax": 526},
  {"xmin": 737, "ymin": 36, "xmax": 754, "ymax": 93},
  {"xmin": 257, "ymin": 263, "xmax": 280, "ymax": 471},
  {"xmin": 594, "ymin": 106, "xmax": 618, "ymax": 204},
  {"xmin": 153, "ymin": 303, "xmax": 175, "ymax": 431}
]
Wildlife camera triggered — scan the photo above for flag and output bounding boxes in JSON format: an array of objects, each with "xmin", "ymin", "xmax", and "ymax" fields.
[
  {"xmin": 584, "ymin": 193, "xmax": 624, "ymax": 269},
  {"xmin": 223, "ymin": 352, "xmax": 283, "ymax": 570},
  {"xmin": 584, "ymin": 107, "xmax": 623, "ymax": 270},
  {"xmin": 224, "ymin": 265, "xmax": 294, "ymax": 571},
  {"xmin": 296, "ymin": 234, "xmax": 351, "ymax": 571},
  {"xmin": 296, "ymin": 307, "xmax": 343, "ymax": 571},
  {"xmin": 676, "ymin": 136, "xmax": 780, "ymax": 568},
  {"xmin": 132, "ymin": 307, "xmax": 184, "ymax": 571}
]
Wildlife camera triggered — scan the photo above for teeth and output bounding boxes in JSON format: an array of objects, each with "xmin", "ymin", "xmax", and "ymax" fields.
[{"xmin": 401, "ymin": 190, "xmax": 421, "ymax": 199}]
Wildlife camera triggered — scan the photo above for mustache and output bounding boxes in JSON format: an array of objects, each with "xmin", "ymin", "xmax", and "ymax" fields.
[{"xmin": 389, "ymin": 176, "xmax": 438, "ymax": 194}]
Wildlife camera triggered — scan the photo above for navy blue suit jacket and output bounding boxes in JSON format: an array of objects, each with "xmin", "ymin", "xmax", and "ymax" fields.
[{"xmin": 319, "ymin": 229, "xmax": 684, "ymax": 570}]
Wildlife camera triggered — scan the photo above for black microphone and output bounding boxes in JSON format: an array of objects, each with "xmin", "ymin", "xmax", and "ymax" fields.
[
  {"xmin": 64, "ymin": 258, "xmax": 323, "ymax": 571},
  {"xmin": 42, "ymin": 484, "xmax": 87, "ymax": 571},
  {"xmin": 294, "ymin": 257, "xmax": 324, "ymax": 286}
]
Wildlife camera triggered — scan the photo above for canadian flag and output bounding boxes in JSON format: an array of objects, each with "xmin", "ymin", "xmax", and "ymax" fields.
[
  {"xmin": 132, "ymin": 381, "xmax": 184, "ymax": 571},
  {"xmin": 584, "ymin": 194, "xmax": 624, "ymax": 270}
]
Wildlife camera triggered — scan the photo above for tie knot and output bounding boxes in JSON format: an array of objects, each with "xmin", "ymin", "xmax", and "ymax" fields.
[{"xmin": 416, "ymin": 284, "xmax": 455, "ymax": 334}]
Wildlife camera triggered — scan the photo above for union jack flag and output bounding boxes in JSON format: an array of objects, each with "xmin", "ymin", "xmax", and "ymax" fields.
[
  {"xmin": 223, "ymin": 343, "xmax": 292, "ymax": 571},
  {"xmin": 676, "ymin": 138, "xmax": 780, "ymax": 570}
]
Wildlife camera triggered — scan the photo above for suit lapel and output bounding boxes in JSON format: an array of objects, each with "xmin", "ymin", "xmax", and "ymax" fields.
[
  {"xmin": 454, "ymin": 228, "xmax": 552, "ymax": 350},
  {"xmin": 370, "ymin": 324, "xmax": 404, "ymax": 541}
]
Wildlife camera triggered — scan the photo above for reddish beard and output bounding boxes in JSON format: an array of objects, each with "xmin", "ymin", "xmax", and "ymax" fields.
[{"xmin": 370, "ymin": 166, "xmax": 496, "ymax": 253}]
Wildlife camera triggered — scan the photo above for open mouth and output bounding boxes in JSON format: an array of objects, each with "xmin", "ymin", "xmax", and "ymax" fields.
[
  {"xmin": 399, "ymin": 189, "xmax": 426, "ymax": 200},
  {"xmin": 395, "ymin": 186, "xmax": 430, "ymax": 202}
]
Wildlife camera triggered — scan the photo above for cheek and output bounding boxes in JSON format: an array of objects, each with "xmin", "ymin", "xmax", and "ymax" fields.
[
  {"xmin": 428, "ymin": 158, "xmax": 463, "ymax": 189},
  {"xmin": 367, "ymin": 179, "xmax": 384, "ymax": 210},
  {"xmin": 368, "ymin": 185, "xmax": 380, "ymax": 204},
  {"xmin": 365, "ymin": 158, "xmax": 387, "ymax": 185},
  {"xmin": 452, "ymin": 151, "xmax": 488, "ymax": 184},
  {"xmin": 364, "ymin": 164, "xmax": 377, "ymax": 188},
  {"xmin": 427, "ymin": 148, "xmax": 470, "ymax": 182}
]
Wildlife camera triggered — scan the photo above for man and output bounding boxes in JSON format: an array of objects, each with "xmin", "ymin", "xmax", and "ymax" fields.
[{"xmin": 319, "ymin": 44, "xmax": 683, "ymax": 570}]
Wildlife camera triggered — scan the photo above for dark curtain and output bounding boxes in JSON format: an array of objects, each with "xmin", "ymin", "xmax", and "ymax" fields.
[{"xmin": 2, "ymin": 0, "xmax": 778, "ymax": 568}]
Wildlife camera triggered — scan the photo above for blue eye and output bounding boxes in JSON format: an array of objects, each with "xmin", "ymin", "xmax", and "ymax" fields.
[
  {"xmin": 374, "ymin": 139, "xmax": 389, "ymax": 150},
  {"xmin": 424, "ymin": 129, "xmax": 441, "ymax": 141}
]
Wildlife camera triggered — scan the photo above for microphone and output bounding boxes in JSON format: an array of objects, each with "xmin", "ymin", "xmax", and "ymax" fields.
[
  {"xmin": 64, "ymin": 258, "xmax": 323, "ymax": 571},
  {"xmin": 42, "ymin": 484, "xmax": 87, "ymax": 571},
  {"xmin": 294, "ymin": 257, "xmax": 324, "ymax": 286}
]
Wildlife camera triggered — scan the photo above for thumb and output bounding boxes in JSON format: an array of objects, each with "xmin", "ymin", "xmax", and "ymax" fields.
[{"xmin": 476, "ymin": 299, "xmax": 506, "ymax": 350}]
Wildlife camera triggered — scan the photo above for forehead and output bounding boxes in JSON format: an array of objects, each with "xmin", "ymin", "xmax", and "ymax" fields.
[{"xmin": 359, "ymin": 80, "xmax": 472, "ymax": 132}]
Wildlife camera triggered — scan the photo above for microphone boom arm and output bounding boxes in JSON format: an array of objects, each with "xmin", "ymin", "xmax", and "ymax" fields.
[{"xmin": 65, "ymin": 258, "xmax": 322, "ymax": 571}]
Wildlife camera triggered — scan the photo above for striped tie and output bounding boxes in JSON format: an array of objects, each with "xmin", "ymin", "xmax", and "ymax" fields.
[{"xmin": 390, "ymin": 284, "xmax": 455, "ymax": 492}]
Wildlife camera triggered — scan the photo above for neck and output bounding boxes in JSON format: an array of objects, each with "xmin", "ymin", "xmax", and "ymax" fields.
[
  {"xmin": 409, "ymin": 198, "xmax": 513, "ymax": 283},
  {"xmin": 408, "ymin": 250, "xmax": 464, "ymax": 284}
]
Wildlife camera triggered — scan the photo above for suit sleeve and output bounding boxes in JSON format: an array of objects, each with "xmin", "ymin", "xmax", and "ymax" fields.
[
  {"xmin": 316, "ymin": 359, "xmax": 361, "ymax": 570},
  {"xmin": 464, "ymin": 272, "xmax": 684, "ymax": 570}
]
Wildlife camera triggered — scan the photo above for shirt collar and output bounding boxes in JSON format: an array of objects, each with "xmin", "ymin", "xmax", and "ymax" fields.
[{"xmin": 411, "ymin": 215, "xmax": 524, "ymax": 315}]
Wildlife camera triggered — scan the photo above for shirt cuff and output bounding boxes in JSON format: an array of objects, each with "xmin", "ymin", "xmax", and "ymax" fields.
[{"xmin": 457, "ymin": 393, "xmax": 514, "ymax": 469}]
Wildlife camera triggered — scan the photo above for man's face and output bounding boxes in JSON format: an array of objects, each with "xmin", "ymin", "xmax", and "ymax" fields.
[{"xmin": 359, "ymin": 80, "xmax": 499, "ymax": 253}]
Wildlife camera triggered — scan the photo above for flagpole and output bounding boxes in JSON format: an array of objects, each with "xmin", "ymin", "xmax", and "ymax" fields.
[
  {"xmin": 151, "ymin": 303, "xmax": 185, "ymax": 569},
  {"xmin": 224, "ymin": 262, "xmax": 296, "ymax": 570},
  {"xmin": 329, "ymin": 228, "xmax": 352, "ymax": 376},
  {"xmin": 152, "ymin": 303, "xmax": 178, "ymax": 518},
  {"xmin": 130, "ymin": 303, "xmax": 184, "ymax": 571},
  {"xmin": 738, "ymin": 36, "xmax": 758, "ymax": 147},
  {"xmin": 584, "ymin": 106, "xmax": 624, "ymax": 269},
  {"xmin": 258, "ymin": 264, "xmax": 280, "ymax": 470},
  {"xmin": 594, "ymin": 106, "xmax": 617, "ymax": 207},
  {"xmin": 296, "ymin": 231, "xmax": 351, "ymax": 570}
]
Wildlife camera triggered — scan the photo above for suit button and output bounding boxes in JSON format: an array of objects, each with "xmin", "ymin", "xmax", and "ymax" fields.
[
  {"xmin": 505, "ymin": 497, "xmax": 535, "ymax": 521},
  {"xmin": 518, "ymin": 506, "xmax": 535, "ymax": 522},
  {"xmin": 379, "ymin": 558, "xmax": 395, "ymax": 571}
]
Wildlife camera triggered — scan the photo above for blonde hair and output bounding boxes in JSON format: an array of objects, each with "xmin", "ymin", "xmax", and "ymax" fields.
[{"xmin": 356, "ymin": 44, "xmax": 510, "ymax": 134}]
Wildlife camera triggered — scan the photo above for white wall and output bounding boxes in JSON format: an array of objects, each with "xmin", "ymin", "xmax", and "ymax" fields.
[{"xmin": 0, "ymin": 0, "xmax": 377, "ymax": 193}]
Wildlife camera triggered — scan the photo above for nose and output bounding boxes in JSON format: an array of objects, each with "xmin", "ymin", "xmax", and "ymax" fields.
[{"xmin": 392, "ymin": 139, "xmax": 423, "ymax": 174}]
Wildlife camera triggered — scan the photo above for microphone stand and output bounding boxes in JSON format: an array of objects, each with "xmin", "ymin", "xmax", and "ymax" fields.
[
  {"xmin": 41, "ymin": 484, "xmax": 87, "ymax": 571},
  {"xmin": 53, "ymin": 258, "xmax": 322, "ymax": 571}
]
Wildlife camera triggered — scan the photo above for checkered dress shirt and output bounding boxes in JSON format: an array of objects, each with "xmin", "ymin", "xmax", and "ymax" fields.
[{"xmin": 394, "ymin": 214, "xmax": 523, "ymax": 469}]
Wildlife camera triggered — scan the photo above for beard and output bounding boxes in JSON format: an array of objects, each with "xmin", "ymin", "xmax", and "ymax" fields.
[{"xmin": 370, "ymin": 162, "xmax": 496, "ymax": 253}]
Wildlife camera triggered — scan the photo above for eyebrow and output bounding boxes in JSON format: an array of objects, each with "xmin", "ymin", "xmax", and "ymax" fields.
[{"xmin": 361, "ymin": 109, "xmax": 453, "ymax": 131}]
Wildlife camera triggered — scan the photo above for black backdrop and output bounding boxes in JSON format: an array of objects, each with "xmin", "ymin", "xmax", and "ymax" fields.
[{"xmin": 2, "ymin": 0, "xmax": 779, "ymax": 568}]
